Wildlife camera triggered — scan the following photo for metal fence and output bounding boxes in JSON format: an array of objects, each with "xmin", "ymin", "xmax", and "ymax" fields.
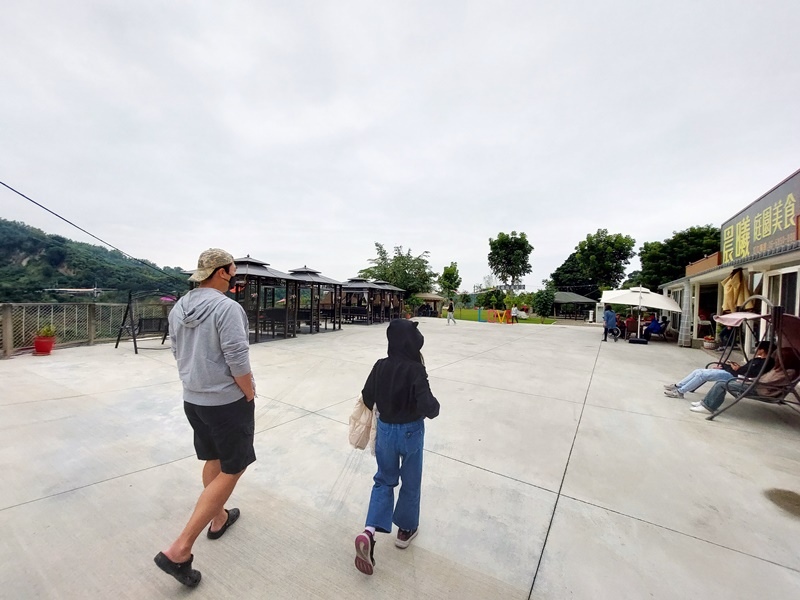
[{"xmin": 1, "ymin": 302, "xmax": 173, "ymax": 358}]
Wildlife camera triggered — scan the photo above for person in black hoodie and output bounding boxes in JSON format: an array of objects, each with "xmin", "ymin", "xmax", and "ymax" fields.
[{"xmin": 354, "ymin": 319, "xmax": 440, "ymax": 576}]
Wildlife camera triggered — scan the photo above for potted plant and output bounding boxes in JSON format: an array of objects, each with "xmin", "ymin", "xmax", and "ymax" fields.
[
  {"xmin": 702, "ymin": 335, "xmax": 716, "ymax": 350},
  {"xmin": 34, "ymin": 324, "xmax": 56, "ymax": 355}
]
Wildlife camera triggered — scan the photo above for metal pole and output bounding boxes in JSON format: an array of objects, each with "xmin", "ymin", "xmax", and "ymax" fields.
[{"xmin": 2, "ymin": 304, "xmax": 12, "ymax": 359}]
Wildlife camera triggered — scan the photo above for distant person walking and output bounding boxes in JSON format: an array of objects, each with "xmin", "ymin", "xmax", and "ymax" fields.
[
  {"xmin": 511, "ymin": 304, "xmax": 519, "ymax": 324},
  {"xmin": 446, "ymin": 300, "xmax": 456, "ymax": 325},
  {"xmin": 155, "ymin": 249, "xmax": 256, "ymax": 588},
  {"xmin": 603, "ymin": 305, "xmax": 617, "ymax": 342},
  {"xmin": 354, "ymin": 320, "xmax": 440, "ymax": 575}
]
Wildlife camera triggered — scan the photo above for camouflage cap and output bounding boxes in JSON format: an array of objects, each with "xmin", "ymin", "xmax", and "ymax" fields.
[{"xmin": 188, "ymin": 248, "xmax": 235, "ymax": 282}]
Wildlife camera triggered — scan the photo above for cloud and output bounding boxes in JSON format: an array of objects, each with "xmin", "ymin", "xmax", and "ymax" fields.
[{"xmin": 2, "ymin": 1, "xmax": 799, "ymax": 292}]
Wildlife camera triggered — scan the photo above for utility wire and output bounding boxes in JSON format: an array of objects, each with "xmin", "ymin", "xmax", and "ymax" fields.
[{"xmin": 1, "ymin": 179, "xmax": 185, "ymax": 283}]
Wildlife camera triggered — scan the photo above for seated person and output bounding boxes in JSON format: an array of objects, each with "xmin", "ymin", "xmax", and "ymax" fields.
[
  {"xmin": 690, "ymin": 346, "xmax": 800, "ymax": 413},
  {"xmin": 617, "ymin": 314, "xmax": 627, "ymax": 340},
  {"xmin": 625, "ymin": 315, "xmax": 637, "ymax": 338},
  {"xmin": 642, "ymin": 315, "xmax": 665, "ymax": 340},
  {"xmin": 664, "ymin": 341, "xmax": 772, "ymax": 399}
]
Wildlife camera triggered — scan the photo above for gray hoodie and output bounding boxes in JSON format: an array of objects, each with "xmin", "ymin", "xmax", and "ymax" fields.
[{"xmin": 168, "ymin": 287, "xmax": 251, "ymax": 406}]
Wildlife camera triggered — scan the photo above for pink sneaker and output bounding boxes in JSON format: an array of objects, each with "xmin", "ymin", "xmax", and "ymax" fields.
[{"xmin": 354, "ymin": 530, "xmax": 375, "ymax": 575}]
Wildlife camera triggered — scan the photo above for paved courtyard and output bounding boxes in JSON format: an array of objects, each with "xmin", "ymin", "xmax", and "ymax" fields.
[{"xmin": 2, "ymin": 318, "xmax": 800, "ymax": 599}]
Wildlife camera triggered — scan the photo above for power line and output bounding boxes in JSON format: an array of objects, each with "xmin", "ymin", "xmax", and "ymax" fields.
[{"xmin": 0, "ymin": 179, "xmax": 185, "ymax": 283}]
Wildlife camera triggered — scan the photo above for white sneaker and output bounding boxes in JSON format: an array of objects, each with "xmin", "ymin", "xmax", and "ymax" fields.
[
  {"xmin": 690, "ymin": 404, "xmax": 712, "ymax": 413},
  {"xmin": 691, "ymin": 401, "xmax": 702, "ymax": 407}
]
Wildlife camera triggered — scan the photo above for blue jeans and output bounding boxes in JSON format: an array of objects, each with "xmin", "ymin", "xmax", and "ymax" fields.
[
  {"xmin": 702, "ymin": 380, "xmax": 748, "ymax": 411},
  {"xmin": 676, "ymin": 368, "xmax": 734, "ymax": 394},
  {"xmin": 366, "ymin": 418, "xmax": 425, "ymax": 533}
]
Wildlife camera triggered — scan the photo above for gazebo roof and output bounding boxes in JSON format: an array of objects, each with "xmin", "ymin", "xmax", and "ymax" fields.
[
  {"xmin": 234, "ymin": 256, "xmax": 297, "ymax": 281},
  {"xmin": 288, "ymin": 266, "xmax": 342, "ymax": 286},
  {"xmin": 342, "ymin": 277, "xmax": 387, "ymax": 291},
  {"xmin": 415, "ymin": 292, "xmax": 446, "ymax": 301},
  {"xmin": 554, "ymin": 291, "xmax": 597, "ymax": 304},
  {"xmin": 371, "ymin": 280, "xmax": 405, "ymax": 292}
]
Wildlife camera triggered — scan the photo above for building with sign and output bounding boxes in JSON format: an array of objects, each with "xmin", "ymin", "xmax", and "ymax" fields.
[{"xmin": 661, "ymin": 168, "xmax": 800, "ymax": 348}]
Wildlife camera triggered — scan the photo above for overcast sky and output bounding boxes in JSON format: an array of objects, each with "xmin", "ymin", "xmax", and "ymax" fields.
[{"xmin": 2, "ymin": 1, "xmax": 799, "ymax": 292}]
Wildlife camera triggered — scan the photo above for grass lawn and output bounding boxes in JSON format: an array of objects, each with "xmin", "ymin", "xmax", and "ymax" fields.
[{"xmin": 449, "ymin": 309, "xmax": 556, "ymax": 325}]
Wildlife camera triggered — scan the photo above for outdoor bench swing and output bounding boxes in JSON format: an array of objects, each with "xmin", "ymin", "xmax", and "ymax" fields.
[{"xmin": 703, "ymin": 296, "xmax": 800, "ymax": 422}]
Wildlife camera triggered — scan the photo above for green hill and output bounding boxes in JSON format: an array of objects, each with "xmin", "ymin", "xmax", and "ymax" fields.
[{"xmin": 0, "ymin": 218, "xmax": 189, "ymax": 302}]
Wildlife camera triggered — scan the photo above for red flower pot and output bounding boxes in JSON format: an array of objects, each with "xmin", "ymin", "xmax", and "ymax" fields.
[{"xmin": 34, "ymin": 336, "xmax": 55, "ymax": 355}]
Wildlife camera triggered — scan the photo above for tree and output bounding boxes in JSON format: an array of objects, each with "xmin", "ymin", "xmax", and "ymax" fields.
[
  {"xmin": 532, "ymin": 280, "xmax": 556, "ymax": 322},
  {"xmin": 638, "ymin": 225, "xmax": 720, "ymax": 290},
  {"xmin": 575, "ymin": 229, "xmax": 636, "ymax": 289},
  {"xmin": 438, "ymin": 262, "xmax": 462, "ymax": 299},
  {"xmin": 459, "ymin": 292, "xmax": 472, "ymax": 308},
  {"xmin": 516, "ymin": 291, "xmax": 536, "ymax": 309},
  {"xmin": 620, "ymin": 270, "xmax": 642, "ymax": 289},
  {"xmin": 358, "ymin": 243, "xmax": 438, "ymax": 296},
  {"xmin": 476, "ymin": 288, "xmax": 506, "ymax": 309},
  {"xmin": 550, "ymin": 251, "xmax": 596, "ymax": 298},
  {"xmin": 488, "ymin": 231, "xmax": 534, "ymax": 284}
]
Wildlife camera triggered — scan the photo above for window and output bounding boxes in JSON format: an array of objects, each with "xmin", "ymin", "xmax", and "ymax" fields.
[{"xmin": 766, "ymin": 268, "xmax": 799, "ymax": 316}]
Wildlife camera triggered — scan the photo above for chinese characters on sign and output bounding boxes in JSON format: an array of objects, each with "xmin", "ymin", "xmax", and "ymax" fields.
[{"xmin": 720, "ymin": 172, "xmax": 799, "ymax": 263}]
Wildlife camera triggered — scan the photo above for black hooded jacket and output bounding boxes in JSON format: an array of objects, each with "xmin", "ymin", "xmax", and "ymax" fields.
[{"xmin": 361, "ymin": 320, "xmax": 440, "ymax": 423}]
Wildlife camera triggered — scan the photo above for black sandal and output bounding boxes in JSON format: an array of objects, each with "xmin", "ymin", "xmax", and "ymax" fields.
[
  {"xmin": 207, "ymin": 507, "xmax": 240, "ymax": 539},
  {"xmin": 154, "ymin": 551, "xmax": 201, "ymax": 587}
]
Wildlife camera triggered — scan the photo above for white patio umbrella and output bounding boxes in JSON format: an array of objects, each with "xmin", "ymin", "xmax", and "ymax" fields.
[{"xmin": 600, "ymin": 287, "xmax": 681, "ymax": 338}]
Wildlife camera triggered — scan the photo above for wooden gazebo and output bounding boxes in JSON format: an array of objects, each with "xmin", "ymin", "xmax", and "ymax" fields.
[
  {"xmin": 414, "ymin": 292, "xmax": 446, "ymax": 317},
  {"xmin": 342, "ymin": 277, "xmax": 387, "ymax": 324},
  {"xmin": 231, "ymin": 256, "xmax": 300, "ymax": 341},
  {"xmin": 288, "ymin": 266, "xmax": 343, "ymax": 332},
  {"xmin": 371, "ymin": 280, "xmax": 405, "ymax": 322}
]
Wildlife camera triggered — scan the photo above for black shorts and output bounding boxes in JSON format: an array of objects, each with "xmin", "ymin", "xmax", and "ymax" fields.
[{"xmin": 184, "ymin": 397, "xmax": 256, "ymax": 474}]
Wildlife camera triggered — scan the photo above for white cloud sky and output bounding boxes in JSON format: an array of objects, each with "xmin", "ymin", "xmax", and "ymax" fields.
[{"xmin": 2, "ymin": 0, "xmax": 799, "ymax": 292}]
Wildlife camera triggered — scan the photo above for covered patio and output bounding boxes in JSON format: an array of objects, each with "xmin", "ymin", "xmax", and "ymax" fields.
[
  {"xmin": 553, "ymin": 291, "xmax": 597, "ymax": 320},
  {"xmin": 415, "ymin": 292, "xmax": 445, "ymax": 317}
]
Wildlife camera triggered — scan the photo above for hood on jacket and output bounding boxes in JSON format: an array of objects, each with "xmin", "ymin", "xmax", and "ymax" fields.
[
  {"xmin": 386, "ymin": 319, "xmax": 424, "ymax": 362},
  {"xmin": 175, "ymin": 288, "xmax": 228, "ymax": 329}
]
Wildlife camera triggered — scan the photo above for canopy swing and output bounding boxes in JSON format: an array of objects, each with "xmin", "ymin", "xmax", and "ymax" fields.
[{"xmin": 705, "ymin": 295, "xmax": 800, "ymax": 421}]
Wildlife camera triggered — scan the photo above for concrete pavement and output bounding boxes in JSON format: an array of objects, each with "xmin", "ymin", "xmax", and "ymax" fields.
[{"xmin": 1, "ymin": 318, "xmax": 799, "ymax": 599}]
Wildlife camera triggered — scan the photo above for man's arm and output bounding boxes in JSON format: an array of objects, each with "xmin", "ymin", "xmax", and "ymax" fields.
[
  {"xmin": 220, "ymin": 303, "xmax": 254, "ymax": 399},
  {"xmin": 234, "ymin": 373, "xmax": 256, "ymax": 401}
]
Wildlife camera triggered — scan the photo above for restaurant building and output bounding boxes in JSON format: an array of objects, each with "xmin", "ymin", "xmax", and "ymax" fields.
[{"xmin": 661, "ymin": 168, "xmax": 800, "ymax": 348}]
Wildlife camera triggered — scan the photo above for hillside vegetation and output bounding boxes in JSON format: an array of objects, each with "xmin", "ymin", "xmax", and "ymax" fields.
[{"xmin": 0, "ymin": 219, "xmax": 189, "ymax": 302}]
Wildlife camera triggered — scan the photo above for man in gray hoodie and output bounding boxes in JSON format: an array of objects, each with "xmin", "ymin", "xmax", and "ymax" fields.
[{"xmin": 155, "ymin": 248, "xmax": 256, "ymax": 588}]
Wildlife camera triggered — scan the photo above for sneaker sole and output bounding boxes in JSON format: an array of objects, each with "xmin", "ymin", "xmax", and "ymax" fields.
[
  {"xmin": 354, "ymin": 533, "xmax": 373, "ymax": 575},
  {"xmin": 395, "ymin": 530, "xmax": 418, "ymax": 549}
]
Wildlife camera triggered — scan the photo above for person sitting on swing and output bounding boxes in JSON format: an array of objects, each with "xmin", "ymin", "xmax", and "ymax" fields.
[
  {"xmin": 664, "ymin": 341, "xmax": 772, "ymax": 399},
  {"xmin": 690, "ymin": 346, "xmax": 800, "ymax": 414}
]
